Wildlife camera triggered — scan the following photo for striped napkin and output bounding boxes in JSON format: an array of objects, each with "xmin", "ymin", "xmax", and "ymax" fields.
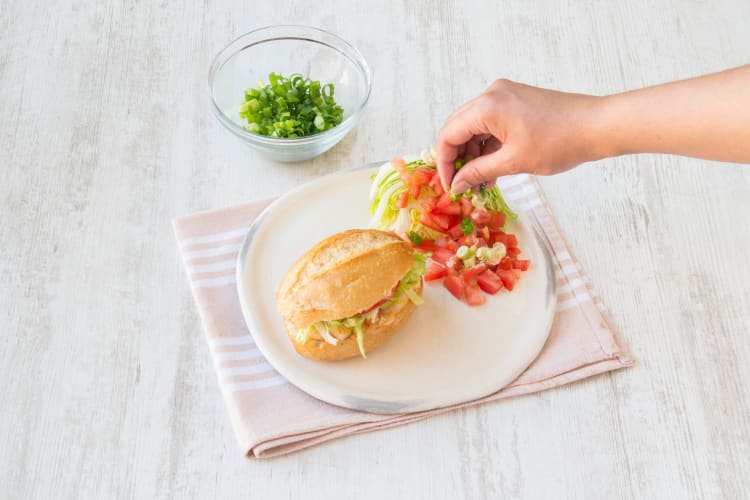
[{"xmin": 173, "ymin": 173, "xmax": 633, "ymax": 458}]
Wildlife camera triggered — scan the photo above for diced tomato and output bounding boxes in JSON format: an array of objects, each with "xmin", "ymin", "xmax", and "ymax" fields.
[
  {"xmin": 445, "ymin": 256, "xmax": 462, "ymax": 272},
  {"xmin": 507, "ymin": 247, "xmax": 521, "ymax": 258},
  {"xmin": 448, "ymin": 224, "xmax": 465, "ymax": 240},
  {"xmin": 429, "ymin": 212, "xmax": 451, "ymax": 231},
  {"xmin": 408, "ymin": 182, "xmax": 421, "ymax": 199},
  {"xmin": 470, "ymin": 209, "xmax": 491, "ymax": 227},
  {"xmin": 465, "ymin": 284, "xmax": 486, "ymax": 306},
  {"xmin": 444, "ymin": 240, "xmax": 459, "ymax": 252},
  {"xmin": 431, "ymin": 247, "xmax": 454, "ymax": 264},
  {"xmin": 434, "ymin": 237, "xmax": 448, "ymax": 248},
  {"xmin": 458, "ymin": 234, "xmax": 478, "ymax": 247},
  {"xmin": 513, "ymin": 269, "xmax": 522, "ymax": 280},
  {"xmin": 419, "ymin": 212, "xmax": 444, "ymax": 233},
  {"xmin": 497, "ymin": 257, "xmax": 512, "ymax": 271},
  {"xmin": 428, "ymin": 172, "xmax": 444, "ymax": 195},
  {"xmin": 461, "ymin": 263, "xmax": 488, "ymax": 283},
  {"xmin": 392, "ymin": 157, "xmax": 409, "ymax": 183},
  {"xmin": 490, "ymin": 231, "xmax": 507, "ymax": 246},
  {"xmin": 435, "ymin": 192, "xmax": 462, "ymax": 215},
  {"xmin": 460, "ymin": 198, "xmax": 473, "ymax": 217},
  {"xmin": 420, "ymin": 197, "xmax": 437, "ymax": 211},
  {"xmin": 444, "ymin": 274, "xmax": 465, "ymax": 300},
  {"xmin": 513, "ymin": 259, "xmax": 531, "ymax": 271},
  {"xmin": 412, "ymin": 168, "xmax": 433, "ymax": 186},
  {"xmin": 489, "ymin": 211, "xmax": 506, "ymax": 230},
  {"xmin": 496, "ymin": 269, "xmax": 517, "ymax": 291},
  {"xmin": 477, "ymin": 270, "xmax": 503, "ymax": 294},
  {"xmin": 424, "ymin": 259, "xmax": 447, "ymax": 281},
  {"xmin": 506, "ymin": 234, "xmax": 518, "ymax": 249},
  {"xmin": 480, "ymin": 226, "xmax": 490, "ymax": 240},
  {"xmin": 475, "ymin": 238, "xmax": 488, "ymax": 248},
  {"xmin": 396, "ymin": 191, "xmax": 409, "ymax": 208},
  {"xmin": 418, "ymin": 239, "xmax": 437, "ymax": 252}
]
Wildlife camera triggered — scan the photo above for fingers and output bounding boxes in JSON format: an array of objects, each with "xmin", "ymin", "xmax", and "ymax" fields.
[
  {"xmin": 436, "ymin": 104, "xmax": 490, "ymax": 191},
  {"xmin": 465, "ymin": 134, "xmax": 491, "ymax": 159},
  {"xmin": 451, "ymin": 150, "xmax": 510, "ymax": 193}
]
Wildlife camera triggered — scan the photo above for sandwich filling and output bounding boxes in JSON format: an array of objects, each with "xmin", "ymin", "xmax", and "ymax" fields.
[{"xmin": 296, "ymin": 252, "xmax": 427, "ymax": 358}]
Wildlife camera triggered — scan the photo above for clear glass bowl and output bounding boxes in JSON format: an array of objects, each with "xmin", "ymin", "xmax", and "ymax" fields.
[{"xmin": 209, "ymin": 26, "xmax": 372, "ymax": 162}]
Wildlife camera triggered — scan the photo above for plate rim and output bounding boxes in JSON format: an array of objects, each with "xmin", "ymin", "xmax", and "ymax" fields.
[{"xmin": 236, "ymin": 164, "xmax": 557, "ymax": 414}]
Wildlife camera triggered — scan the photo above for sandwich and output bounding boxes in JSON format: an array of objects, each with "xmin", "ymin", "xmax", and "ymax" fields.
[{"xmin": 276, "ymin": 229, "xmax": 426, "ymax": 361}]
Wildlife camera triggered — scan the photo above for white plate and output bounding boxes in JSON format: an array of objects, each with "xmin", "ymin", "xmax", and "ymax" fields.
[{"xmin": 236, "ymin": 166, "xmax": 556, "ymax": 414}]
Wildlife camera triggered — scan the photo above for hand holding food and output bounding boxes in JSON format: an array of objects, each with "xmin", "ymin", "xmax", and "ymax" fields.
[
  {"xmin": 276, "ymin": 229, "xmax": 426, "ymax": 361},
  {"xmin": 438, "ymin": 65, "xmax": 750, "ymax": 193},
  {"xmin": 370, "ymin": 150, "xmax": 530, "ymax": 306}
]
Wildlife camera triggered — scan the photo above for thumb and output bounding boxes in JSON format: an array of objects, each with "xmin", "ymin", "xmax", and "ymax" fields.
[{"xmin": 450, "ymin": 150, "xmax": 512, "ymax": 193}]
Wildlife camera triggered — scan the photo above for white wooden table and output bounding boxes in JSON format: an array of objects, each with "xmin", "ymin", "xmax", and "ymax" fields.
[{"xmin": 2, "ymin": 1, "xmax": 749, "ymax": 498}]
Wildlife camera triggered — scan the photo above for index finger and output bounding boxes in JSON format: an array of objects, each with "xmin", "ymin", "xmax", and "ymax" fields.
[{"xmin": 436, "ymin": 105, "xmax": 488, "ymax": 191}]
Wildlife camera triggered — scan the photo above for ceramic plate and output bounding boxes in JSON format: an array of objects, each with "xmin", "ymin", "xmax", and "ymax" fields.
[{"xmin": 236, "ymin": 166, "xmax": 556, "ymax": 414}]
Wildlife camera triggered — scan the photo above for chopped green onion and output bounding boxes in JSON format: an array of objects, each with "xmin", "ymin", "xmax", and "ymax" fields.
[
  {"xmin": 408, "ymin": 231, "xmax": 423, "ymax": 246},
  {"xmin": 460, "ymin": 218, "xmax": 475, "ymax": 235},
  {"xmin": 239, "ymin": 72, "xmax": 344, "ymax": 138}
]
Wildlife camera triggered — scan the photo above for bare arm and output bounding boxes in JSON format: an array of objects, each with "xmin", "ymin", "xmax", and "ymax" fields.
[{"xmin": 437, "ymin": 65, "xmax": 750, "ymax": 193}]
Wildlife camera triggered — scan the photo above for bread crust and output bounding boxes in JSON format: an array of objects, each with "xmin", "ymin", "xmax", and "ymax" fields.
[
  {"xmin": 276, "ymin": 229, "xmax": 414, "ymax": 329},
  {"xmin": 285, "ymin": 280, "xmax": 422, "ymax": 361}
]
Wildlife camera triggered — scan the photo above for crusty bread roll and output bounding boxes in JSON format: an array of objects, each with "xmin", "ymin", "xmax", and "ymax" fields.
[{"xmin": 276, "ymin": 229, "xmax": 422, "ymax": 361}]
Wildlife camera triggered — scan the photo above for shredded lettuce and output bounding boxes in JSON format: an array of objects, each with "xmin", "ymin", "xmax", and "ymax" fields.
[
  {"xmin": 480, "ymin": 185, "xmax": 517, "ymax": 220},
  {"xmin": 297, "ymin": 253, "xmax": 427, "ymax": 356},
  {"xmin": 409, "ymin": 209, "xmax": 445, "ymax": 240},
  {"xmin": 368, "ymin": 153, "xmax": 517, "ymax": 233},
  {"xmin": 353, "ymin": 318, "xmax": 366, "ymax": 358}
]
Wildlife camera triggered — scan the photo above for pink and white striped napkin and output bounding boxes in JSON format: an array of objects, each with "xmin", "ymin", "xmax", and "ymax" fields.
[{"xmin": 173, "ymin": 173, "xmax": 633, "ymax": 458}]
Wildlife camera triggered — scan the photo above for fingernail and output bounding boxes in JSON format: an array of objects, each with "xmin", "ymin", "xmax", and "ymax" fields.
[{"xmin": 452, "ymin": 180, "xmax": 469, "ymax": 194}]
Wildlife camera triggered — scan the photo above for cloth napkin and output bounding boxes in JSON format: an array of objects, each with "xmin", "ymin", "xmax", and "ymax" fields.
[{"xmin": 173, "ymin": 173, "xmax": 633, "ymax": 458}]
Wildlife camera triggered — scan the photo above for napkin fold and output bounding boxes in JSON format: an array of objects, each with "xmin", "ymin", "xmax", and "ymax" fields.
[{"xmin": 173, "ymin": 174, "xmax": 633, "ymax": 458}]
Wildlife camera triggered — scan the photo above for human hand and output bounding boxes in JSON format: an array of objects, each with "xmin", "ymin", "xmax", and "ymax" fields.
[{"xmin": 437, "ymin": 79, "xmax": 602, "ymax": 193}]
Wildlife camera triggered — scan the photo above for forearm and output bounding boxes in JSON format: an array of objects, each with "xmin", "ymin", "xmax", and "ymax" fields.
[{"xmin": 588, "ymin": 65, "xmax": 750, "ymax": 163}]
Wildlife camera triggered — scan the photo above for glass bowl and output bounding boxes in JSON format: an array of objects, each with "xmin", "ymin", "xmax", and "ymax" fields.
[{"xmin": 209, "ymin": 26, "xmax": 371, "ymax": 162}]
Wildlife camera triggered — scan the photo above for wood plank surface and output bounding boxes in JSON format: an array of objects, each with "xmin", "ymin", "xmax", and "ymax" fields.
[{"xmin": 1, "ymin": 0, "xmax": 748, "ymax": 498}]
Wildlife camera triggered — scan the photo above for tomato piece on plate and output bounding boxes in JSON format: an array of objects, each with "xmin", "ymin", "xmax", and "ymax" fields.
[
  {"xmin": 465, "ymin": 284, "xmax": 486, "ymax": 306},
  {"xmin": 434, "ymin": 237, "xmax": 449, "ymax": 248},
  {"xmin": 435, "ymin": 192, "xmax": 462, "ymax": 215},
  {"xmin": 461, "ymin": 263, "xmax": 488, "ymax": 283},
  {"xmin": 513, "ymin": 259, "xmax": 531, "ymax": 271},
  {"xmin": 496, "ymin": 269, "xmax": 517, "ymax": 291},
  {"xmin": 470, "ymin": 209, "xmax": 491, "ymax": 227},
  {"xmin": 409, "ymin": 182, "xmax": 422, "ymax": 199},
  {"xmin": 429, "ymin": 172, "xmax": 444, "ymax": 195},
  {"xmin": 506, "ymin": 234, "xmax": 518, "ymax": 249},
  {"xmin": 412, "ymin": 168, "xmax": 433, "ymax": 186},
  {"xmin": 392, "ymin": 157, "xmax": 410, "ymax": 183},
  {"xmin": 460, "ymin": 198, "xmax": 473, "ymax": 217},
  {"xmin": 425, "ymin": 259, "xmax": 447, "ymax": 281},
  {"xmin": 475, "ymin": 238, "xmax": 489, "ymax": 248},
  {"xmin": 497, "ymin": 257, "xmax": 512, "ymax": 271},
  {"xmin": 396, "ymin": 191, "xmax": 409, "ymax": 208},
  {"xmin": 507, "ymin": 247, "xmax": 522, "ymax": 258},
  {"xmin": 418, "ymin": 239, "xmax": 437, "ymax": 252},
  {"xmin": 420, "ymin": 197, "xmax": 438, "ymax": 211},
  {"xmin": 444, "ymin": 274, "xmax": 465, "ymax": 300},
  {"xmin": 490, "ymin": 231, "xmax": 507, "ymax": 246},
  {"xmin": 429, "ymin": 212, "xmax": 451, "ymax": 231},
  {"xmin": 419, "ymin": 212, "xmax": 443, "ymax": 233},
  {"xmin": 431, "ymin": 247, "xmax": 454, "ymax": 264},
  {"xmin": 445, "ymin": 256, "xmax": 462, "ymax": 273},
  {"xmin": 447, "ymin": 224, "xmax": 465, "ymax": 240},
  {"xmin": 458, "ymin": 234, "xmax": 478, "ymax": 247},
  {"xmin": 444, "ymin": 239, "xmax": 459, "ymax": 252},
  {"xmin": 477, "ymin": 270, "xmax": 503, "ymax": 294},
  {"xmin": 489, "ymin": 211, "xmax": 506, "ymax": 230}
]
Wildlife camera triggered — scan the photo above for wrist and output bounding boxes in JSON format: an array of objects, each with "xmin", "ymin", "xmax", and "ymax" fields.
[{"xmin": 578, "ymin": 94, "xmax": 621, "ymax": 163}]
